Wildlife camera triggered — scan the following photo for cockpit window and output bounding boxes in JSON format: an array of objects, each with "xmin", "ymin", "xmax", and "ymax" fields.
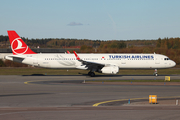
[{"xmin": 164, "ymin": 58, "xmax": 170, "ymax": 60}]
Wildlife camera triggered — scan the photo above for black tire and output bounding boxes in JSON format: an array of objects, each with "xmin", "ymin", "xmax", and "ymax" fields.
[
  {"xmin": 89, "ymin": 72, "xmax": 95, "ymax": 77},
  {"xmin": 155, "ymin": 73, "xmax": 158, "ymax": 77}
]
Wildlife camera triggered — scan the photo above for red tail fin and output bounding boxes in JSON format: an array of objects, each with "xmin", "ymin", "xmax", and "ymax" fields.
[{"xmin": 7, "ymin": 30, "xmax": 36, "ymax": 55}]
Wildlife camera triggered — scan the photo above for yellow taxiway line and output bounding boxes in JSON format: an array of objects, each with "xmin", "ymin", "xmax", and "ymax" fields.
[
  {"xmin": 24, "ymin": 80, "xmax": 49, "ymax": 85},
  {"xmin": 93, "ymin": 96, "xmax": 180, "ymax": 107}
]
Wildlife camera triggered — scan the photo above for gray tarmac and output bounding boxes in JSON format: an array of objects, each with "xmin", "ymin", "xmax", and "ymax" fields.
[{"xmin": 0, "ymin": 75, "xmax": 180, "ymax": 120}]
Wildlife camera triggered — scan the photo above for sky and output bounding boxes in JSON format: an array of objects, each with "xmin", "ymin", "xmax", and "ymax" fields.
[{"xmin": 0, "ymin": 0, "xmax": 180, "ymax": 40}]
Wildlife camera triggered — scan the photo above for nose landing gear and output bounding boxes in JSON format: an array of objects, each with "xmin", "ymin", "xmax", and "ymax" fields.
[{"xmin": 154, "ymin": 69, "xmax": 158, "ymax": 77}]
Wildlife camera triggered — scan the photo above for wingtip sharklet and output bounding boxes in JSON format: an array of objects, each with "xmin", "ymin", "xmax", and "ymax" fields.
[{"xmin": 73, "ymin": 51, "xmax": 80, "ymax": 60}]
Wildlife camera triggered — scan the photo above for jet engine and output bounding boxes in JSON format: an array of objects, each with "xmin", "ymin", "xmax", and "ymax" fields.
[{"xmin": 101, "ymin": 65, "xmax": 119, "ymax": 74}]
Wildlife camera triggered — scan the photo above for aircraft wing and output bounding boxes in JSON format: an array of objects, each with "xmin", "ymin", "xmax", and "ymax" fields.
[{"xmin": 73, "ymin": 51, "xmax": 105, "ymax": 70}]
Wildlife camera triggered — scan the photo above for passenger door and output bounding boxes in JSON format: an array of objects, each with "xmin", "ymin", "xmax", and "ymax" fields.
[{"xmin": 155, "ymin": 56, "xmax": 160, "ymax": 64}]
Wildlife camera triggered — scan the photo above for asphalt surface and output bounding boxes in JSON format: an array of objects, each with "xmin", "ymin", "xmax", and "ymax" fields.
[{"xmin": 0, "ymin": 75, "xmax": 180, "ymax": 120}]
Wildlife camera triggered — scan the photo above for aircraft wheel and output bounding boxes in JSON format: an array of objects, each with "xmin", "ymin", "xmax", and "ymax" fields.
[
  {"xmin": 89, "ymin": 72, "xmax": 95, "ymax": 77},
  {"xmin": 155, "ymin": 73, "xmax": 158, "ymax": 77},
  {"xmin": 88, "ymin": 72, "xmax": 91, "ymax": 75}
]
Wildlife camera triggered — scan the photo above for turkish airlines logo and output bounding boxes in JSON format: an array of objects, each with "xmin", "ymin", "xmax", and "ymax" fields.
[{"xmin": 11, "ymin": 38, "xmax": 28, "ymax": 54}]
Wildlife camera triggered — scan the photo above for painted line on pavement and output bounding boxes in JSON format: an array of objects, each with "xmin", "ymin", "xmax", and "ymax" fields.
[
  {"xmin": 93, "ymin": 96, "xmax": 180, "ymax": 107},
  {"xmin": 24, "ymin": 80, "xmax": 49, "ymax": 85}
]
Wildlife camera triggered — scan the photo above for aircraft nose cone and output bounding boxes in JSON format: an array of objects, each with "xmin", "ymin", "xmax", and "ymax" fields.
[
  {"xmin": 172, "ymin": 61, "xmax": 176, "ymax": 67},
  {"xmin": 174, "ymin": 61, "xmax": 176, "ymax": 66}
]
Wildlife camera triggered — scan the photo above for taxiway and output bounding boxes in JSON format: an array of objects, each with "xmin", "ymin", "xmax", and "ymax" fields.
[{"xmin": 0, "ymin": 75, "xmax": 180, "ymax": 120}]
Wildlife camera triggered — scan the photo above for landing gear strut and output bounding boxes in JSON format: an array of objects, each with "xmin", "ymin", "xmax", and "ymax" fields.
[
  {"xmin": 154, "ymin": 69, "xmax": 158, "ymax": 77},
  {"xmin": 88, "ymin": 71, "xmax": 95, "ymax": 77}
]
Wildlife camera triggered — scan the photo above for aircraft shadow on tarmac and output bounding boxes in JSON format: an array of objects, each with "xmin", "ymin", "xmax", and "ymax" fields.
[{"xmin": 22, "ymin": 73, "xmax": 171, "ymax": 77}]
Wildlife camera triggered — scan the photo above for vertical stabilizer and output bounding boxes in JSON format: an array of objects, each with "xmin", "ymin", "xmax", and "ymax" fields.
[{"xmin": 7, "ymin": 30, "xmax": 36, "ymax": 55}]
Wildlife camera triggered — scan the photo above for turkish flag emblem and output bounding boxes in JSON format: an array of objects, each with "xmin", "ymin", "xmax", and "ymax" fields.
[{"xmin": 11, "ymin": 38, "xmax": 28, "ymax": 55}]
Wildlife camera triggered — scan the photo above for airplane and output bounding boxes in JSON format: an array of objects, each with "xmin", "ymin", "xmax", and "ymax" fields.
[{"xmin": 4, "ymin": 30, "xmax": 176, "ymax": 77}]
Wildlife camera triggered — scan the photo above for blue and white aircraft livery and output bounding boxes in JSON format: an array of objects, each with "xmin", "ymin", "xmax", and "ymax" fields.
[{"xmin": 4, "ymin": 31, "xmax": 176, "ymax": 77}]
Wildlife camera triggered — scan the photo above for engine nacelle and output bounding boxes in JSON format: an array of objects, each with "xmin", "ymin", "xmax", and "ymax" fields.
[{"xmin": 101, "ymin": 66, "xmax": 119, "ymax": 74}]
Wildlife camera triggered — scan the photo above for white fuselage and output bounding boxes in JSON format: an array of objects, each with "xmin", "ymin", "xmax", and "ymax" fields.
[{"xmin": 5, "ymin": 53, "xmax": 176, "ymax": 69}]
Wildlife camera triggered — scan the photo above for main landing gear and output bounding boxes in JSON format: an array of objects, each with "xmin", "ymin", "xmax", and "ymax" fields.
[
  {"xmin": 154, "ymin": 69, "xmax": 158, "ymax": 77},
  {"xmin": 88, "ymin": 71, "xmax": 95, "ymax": 77}
]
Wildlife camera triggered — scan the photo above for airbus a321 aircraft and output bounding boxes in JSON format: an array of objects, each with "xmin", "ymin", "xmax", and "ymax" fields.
[{"xmin": 4, "ymin": 30, "xmax": 176, "ymax": 77}]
